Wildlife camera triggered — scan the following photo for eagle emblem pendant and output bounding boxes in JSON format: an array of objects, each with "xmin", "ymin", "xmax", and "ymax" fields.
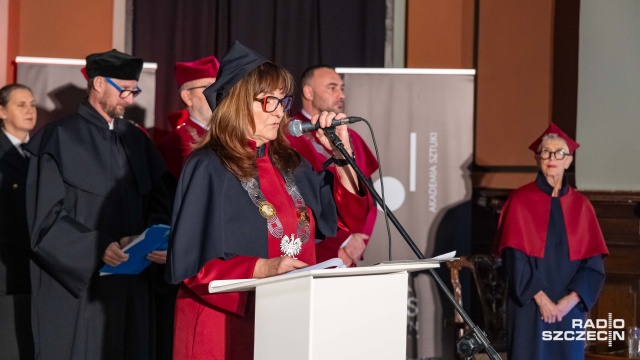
[{"xmin": 280, "ymin": 233, "xmax": 302, "ymax": 258}]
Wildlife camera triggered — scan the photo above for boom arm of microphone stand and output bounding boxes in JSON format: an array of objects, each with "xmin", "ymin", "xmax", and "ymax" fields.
[{"xmin": 323, "ymin": 129, "xmax": 502, "ymax": 360}]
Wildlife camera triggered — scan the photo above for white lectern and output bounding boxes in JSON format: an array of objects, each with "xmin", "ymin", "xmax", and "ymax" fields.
[{"xmin": 209, "ymin": 261, "xmax": 441, "ymax": 360}]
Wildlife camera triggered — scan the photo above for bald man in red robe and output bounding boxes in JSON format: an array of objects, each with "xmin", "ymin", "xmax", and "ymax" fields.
[{"xmin": 287, "ymin": 65, "xmax": 378, "ymax": 266}]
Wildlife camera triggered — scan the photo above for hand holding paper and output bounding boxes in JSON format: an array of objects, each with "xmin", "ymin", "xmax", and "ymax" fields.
[
  {"xmin": 100, "ymin": 224, "xmax": 170, "ymax": 275},
  {"xmin": 253, "ymin": 256, "xmax": 308, "ymax": 278},
  {"xmin": 288, "ymin": 258, "xmax": 346, "ymax": 274},
  {"xmin": 147, "ymin": 250, "xmax": 167, "ymax": 264},
  {"xmin": 103, "ymin": 242, "xmax": 129, "ymax": 267}
]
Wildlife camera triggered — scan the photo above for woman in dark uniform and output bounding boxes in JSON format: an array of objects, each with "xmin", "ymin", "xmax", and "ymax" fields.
[{"xmin": 0, "ymin": 83, "xmax": 37, "ymax": 359}]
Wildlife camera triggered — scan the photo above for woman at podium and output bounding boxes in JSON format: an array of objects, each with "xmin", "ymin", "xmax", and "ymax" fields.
[{"xmin": 166, "ymin": 41, "xmax": 371, "ymax": 360}]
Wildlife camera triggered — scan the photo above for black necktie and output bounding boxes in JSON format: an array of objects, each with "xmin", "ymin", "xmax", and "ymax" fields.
[{"xmin": 20, "ymin": 143, "xmax": 30, "ymax": 158}]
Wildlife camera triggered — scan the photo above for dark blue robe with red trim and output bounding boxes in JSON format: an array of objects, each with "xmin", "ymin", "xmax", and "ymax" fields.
[
  {"xmin": 495, "ymin": 173, "xmax": 608, "ymax": 360},
  {"xmin": 166, "ymin": 141, "xmax": 371, "ymax": 359}
]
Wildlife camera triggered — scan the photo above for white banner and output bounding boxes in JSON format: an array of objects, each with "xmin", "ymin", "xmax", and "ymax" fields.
[{"xmin": 338, "ymin": 68, "xmax": 475, "ymax": 359}]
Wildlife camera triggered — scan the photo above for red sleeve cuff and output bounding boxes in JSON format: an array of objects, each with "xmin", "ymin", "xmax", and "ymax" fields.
[{"xmin": 182, "ymin": 256, "xmax": 259, "ymax": 315}]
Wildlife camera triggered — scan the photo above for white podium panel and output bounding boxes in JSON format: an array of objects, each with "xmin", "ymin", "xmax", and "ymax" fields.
[
  {"xmin": 254, "ymin": 272, "xmax": 407, "ymax": 360},
  {"xmin": 208, "ymin": 261, "xmax": 443, "ymax": 360}
]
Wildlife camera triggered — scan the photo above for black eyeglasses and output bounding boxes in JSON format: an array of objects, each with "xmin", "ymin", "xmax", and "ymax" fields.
[
  {"xmin": 537, "ymin": 149, "xmax": 570, "ymax": 160},
  {"xmin": 105, "ymin": 77, "xmax": 142, "ymax": 98},
  {"xmin": 254, "ymin": 96, "xmax": 293, "ymax": 113},
  {"xmin": 185, "ymin": 85, "xmax": 210, "ymax": 91}
]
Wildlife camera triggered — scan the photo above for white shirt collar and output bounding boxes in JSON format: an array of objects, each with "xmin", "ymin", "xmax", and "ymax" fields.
[
  {"xmin": 2, "ymin": 128, "xmax": 29, "ymax": 156},
  {"xmin": 189, "ymin": 116, "xmax": 209, "ymax": 130},
  {"xmin": 301, "ymin": 109, "xmax": 313, "ymax": 121}
]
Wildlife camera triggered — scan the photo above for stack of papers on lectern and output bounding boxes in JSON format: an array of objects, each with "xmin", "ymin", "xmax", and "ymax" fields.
[
  {"xmin": 375, "ymin": 251, "xmax": 458, "ymax": 266},
  {"xmin": 100, "ymin": 224, "xmax": 170, "ymax": 275}
]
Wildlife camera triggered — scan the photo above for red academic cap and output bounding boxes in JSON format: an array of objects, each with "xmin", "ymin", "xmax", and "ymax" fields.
[
  {"xmin": 81, "ymin": 67, "xmax": 89, "ymax": 80},
  {"xmin": 174, "ymin": 56, "xmax": 220, "ymax": 89},
  {"xmin": 528, "ymin": 123, "xmax": 580, "ymax": 154}
]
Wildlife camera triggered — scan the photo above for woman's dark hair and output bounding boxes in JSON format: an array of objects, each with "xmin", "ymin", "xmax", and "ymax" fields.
[
  {"xmin": 0, "ymin": 83, "xmax": 32, "ymax": 107},
  {"xmin": 199, "ymin": 62, "xmax": 301, "ymax": 179}
]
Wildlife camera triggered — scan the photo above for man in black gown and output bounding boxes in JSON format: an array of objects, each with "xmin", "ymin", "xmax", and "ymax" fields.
[{"xmin": 24, "ymin": 50, "xmax": 171, "ymax": 359}]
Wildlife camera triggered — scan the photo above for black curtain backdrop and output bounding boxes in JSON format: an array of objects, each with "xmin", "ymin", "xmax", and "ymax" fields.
[{"xmin": 132, "ymin": 0, "xmax": 386, "ymax": 135}]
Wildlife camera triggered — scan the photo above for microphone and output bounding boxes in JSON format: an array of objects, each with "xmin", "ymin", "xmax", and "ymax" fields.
[{"xmin": 288, "ymin": 117, "xmax": 363, "ymax": 137}]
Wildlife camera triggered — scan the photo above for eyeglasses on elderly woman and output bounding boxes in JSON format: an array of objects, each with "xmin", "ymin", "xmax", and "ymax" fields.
[
  {"xmin": 254, "ymin": 95, "xmax": 293, "ymax": 113},
  {"xmin": 537, "ymin": 149, "xmax": 570, "ymax": 160}
]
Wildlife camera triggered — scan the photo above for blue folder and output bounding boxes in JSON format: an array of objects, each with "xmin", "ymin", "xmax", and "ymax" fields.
[{"xmin": 100, "ymin": 224, "xmax": 170, "ymax": 275}]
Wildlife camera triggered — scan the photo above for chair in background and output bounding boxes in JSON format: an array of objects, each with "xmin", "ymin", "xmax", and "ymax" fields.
[{"xmin": 446, "ymin": 254, "xmax": 508, "ymax": 359}]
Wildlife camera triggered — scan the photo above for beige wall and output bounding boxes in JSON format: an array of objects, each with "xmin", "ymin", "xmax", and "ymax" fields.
[
  {"xmin": 3, "ymin": 0, "xmax": 19, "ymax": 83},
  {"xmin": 2, "ymin": 0, "xmax": 113, "ymax": 84},
  {"xmin": 475, "ymin": 0, "xmax": 554, "ymax": 167},
  {"xmin": 406, "ymin": 0, "xmax": 475, "ymax": 69},
  {"xmin": 406, "ymin": 0, "xmax": 556, "ymax": 189}
]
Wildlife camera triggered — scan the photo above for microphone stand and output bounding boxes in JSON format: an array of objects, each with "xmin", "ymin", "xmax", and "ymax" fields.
[{"xmin": 324, "ymin": 128, "xmax": 502, "ymax": 360}]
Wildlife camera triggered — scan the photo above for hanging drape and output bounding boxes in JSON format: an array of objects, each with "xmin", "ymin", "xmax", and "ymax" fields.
[{"xmin": 132, "ymin": 0, "xmax": 386, "ymax": 137}]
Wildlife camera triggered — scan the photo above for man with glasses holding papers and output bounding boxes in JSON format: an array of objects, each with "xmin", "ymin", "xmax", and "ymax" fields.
[{"xmin": 24, "ymin": 49, "xmax": 171, "ymax": 360}]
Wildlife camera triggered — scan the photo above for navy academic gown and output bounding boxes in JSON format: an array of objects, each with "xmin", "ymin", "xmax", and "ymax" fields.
[
  {"xmin": 24, "ymin": 100, "xmax": 172, "ymax": 360},
  {"xmin": 0, "ymin": 131, "xmax": 34, "ymax": 359},
  {"xmin": 501, "ymin": 174, "xmax": 606, "ymax": 360},
  {"xmin": 166, "ymin": 143, "xmax": 371, "ymax": 359}
]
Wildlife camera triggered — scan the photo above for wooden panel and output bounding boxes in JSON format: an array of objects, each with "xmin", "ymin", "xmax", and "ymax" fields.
[
  {"xmin": 598, "ymin": 218, "xmax": 640, "ymax": 237},
  {"xmin": 603, "ymin": 246, "xmax": 640, "ymax": 277},
  {"xmin": 586, "ymin": 352, "xmax": 631, "ymax": 360},
  {"xmin": 589, "ymin": 279, "xmax": 639, "ymax": 354},
  {"xmin": 475, "ymin": 0, "xmax": 554, "ymax": 167},
  {"xmin": 602, "ymin": 234, "xmax": 640, "ymax": 247},
  {"xmin": 577, "ymin": 192, "xmax": 639, "ymax": 356},
  {"xmin": 593, "ymin": 202, "xmax": 639, "ymax": 219},
  {"xmin": 406, "ymin": 0, "xmax": 475, "ymax": 68}
]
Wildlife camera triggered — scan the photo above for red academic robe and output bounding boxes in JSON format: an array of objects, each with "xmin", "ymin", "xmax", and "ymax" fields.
[
  {"xmin": 494, "ymin": 180, "xmax": 608, "ymax": 260},
  {"xmin": 168, "ymin": 109, "xmax": 189, "ymax": 129},
  {"xmin": 157, "ymin": 116, "xmax": 207, "ymax": 180},
  {"xmin": 287, "ymin": 111, "xmax": 379, "ymax": 263},
  {"xmin": 171, "ymin": 142, "xmax": 370, "ymax": 359}
]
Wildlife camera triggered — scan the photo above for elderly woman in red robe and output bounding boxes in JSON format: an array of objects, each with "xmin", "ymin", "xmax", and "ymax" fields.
[
  {"xmin": 166, "ymin": 42, "xmax": 371, "ymax": 359},
  {"xmin": 494, "ymin": 123, "xmax": 608, "ymax": 360}
]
